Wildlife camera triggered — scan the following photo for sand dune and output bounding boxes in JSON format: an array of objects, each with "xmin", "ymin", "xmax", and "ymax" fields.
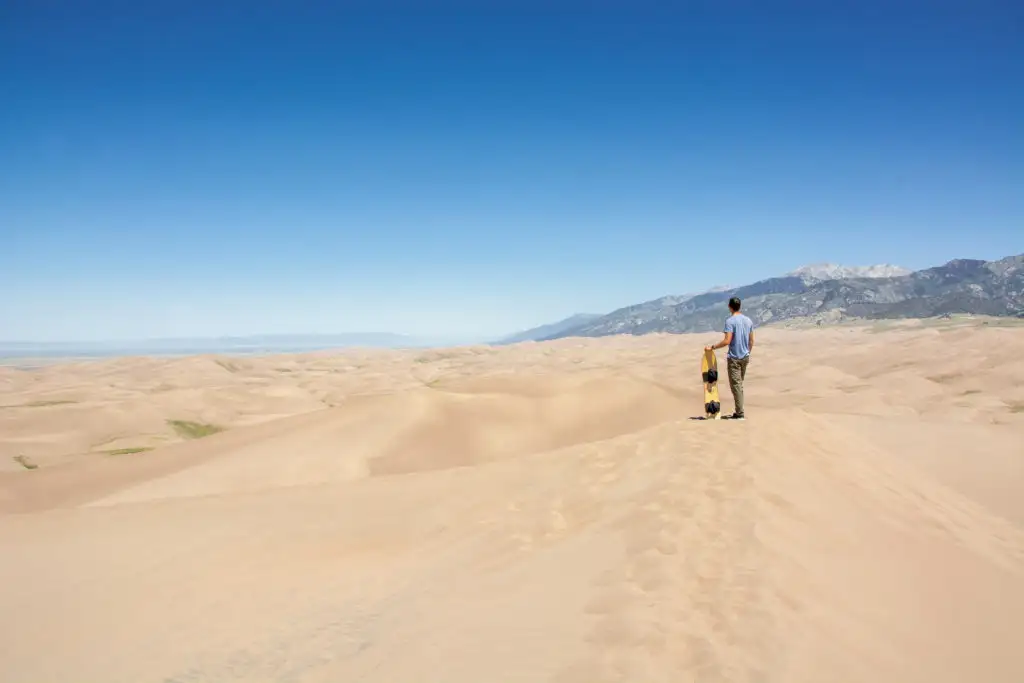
[{"xmin": 1, "ymin": 318, "xmax": 1023, "ymax": 682}]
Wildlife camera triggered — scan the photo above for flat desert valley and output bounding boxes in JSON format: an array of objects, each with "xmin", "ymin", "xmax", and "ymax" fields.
[{"xmin": 2, "ymin": 319, "xmax": 1024, "ymax": 682}]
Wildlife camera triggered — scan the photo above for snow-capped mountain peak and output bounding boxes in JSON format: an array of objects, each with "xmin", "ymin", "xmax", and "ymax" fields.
[{"xmin": 788, "ymin": 263, "xmax": 912, "ymax": 283}]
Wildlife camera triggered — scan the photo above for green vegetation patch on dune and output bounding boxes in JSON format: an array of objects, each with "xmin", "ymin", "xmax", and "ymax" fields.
[
  {"xmin": 167, "ymin": 419, "xmax": 224, "ymax": 439},
  {"xmin": 106, "ymin": 447, "xmax": 154, "ymax": 456},
  {"xmin": 0, "ymin": 399, "xmax": 78, "ymax": 409},
  {"xmin": 927, "ymin": 372, "xmax": 963, "ymax": 384},
  {"xmin": 214, "ymin": 359, "xmax": 243, "ymax": 373},
  {"xmin": 13, "ymin": 455, "xmax": 38, "ymax": 470}
]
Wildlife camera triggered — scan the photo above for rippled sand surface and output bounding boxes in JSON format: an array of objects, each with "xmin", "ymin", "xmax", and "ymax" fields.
[{"xmin": 2, "ymin": 320, "xmax": 1023, "ymax": 682}]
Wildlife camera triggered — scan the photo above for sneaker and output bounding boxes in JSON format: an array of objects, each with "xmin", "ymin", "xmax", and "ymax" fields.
[{"xmin": 730, "ymin": 412, "xmax": 745, "ymax": 420}]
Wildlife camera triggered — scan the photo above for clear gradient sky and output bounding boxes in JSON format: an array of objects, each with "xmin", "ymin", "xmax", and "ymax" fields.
[{"xmin": 2, "ymin": 2, "xmax": 1022, "ymax": 342}]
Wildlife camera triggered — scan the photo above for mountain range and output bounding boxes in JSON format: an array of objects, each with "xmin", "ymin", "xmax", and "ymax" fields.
[
  {"xmin": 6, "ymin": 254, "xmax": 1021, "ymax": 357},
  {"xmin": 494, "ymin": 314, "xmax": 603, "ymax": 345},
  {"xmin": 528, "ymin": 252, "xmax": 1023, "ymax": 342}
]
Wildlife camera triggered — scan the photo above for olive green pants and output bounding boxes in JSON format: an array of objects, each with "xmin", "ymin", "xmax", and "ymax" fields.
[{"xmin": 727, "ymin": 356, "xmax": 750, "ymax": 415}]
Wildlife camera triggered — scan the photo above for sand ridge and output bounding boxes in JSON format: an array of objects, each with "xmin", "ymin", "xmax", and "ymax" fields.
[{"xmin": 1, "ymin": 319, "xmax": 1023, "ymax": 682}]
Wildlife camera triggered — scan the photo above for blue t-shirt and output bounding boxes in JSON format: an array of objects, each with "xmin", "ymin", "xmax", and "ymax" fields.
[{"xmin": 724, "ymin": 314, "xmax": 753, "ymax": 359}]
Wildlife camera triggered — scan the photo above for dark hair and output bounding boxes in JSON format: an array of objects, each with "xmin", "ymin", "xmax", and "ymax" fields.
[{"xmin": 728, "ymin": 296, "xmax": 741, "ymax": 311}]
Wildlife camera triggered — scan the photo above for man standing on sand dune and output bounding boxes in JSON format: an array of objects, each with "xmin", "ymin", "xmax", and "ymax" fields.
[{"xmin": 705, "ymin": 296, "xmax": 754, "ymax": 420}]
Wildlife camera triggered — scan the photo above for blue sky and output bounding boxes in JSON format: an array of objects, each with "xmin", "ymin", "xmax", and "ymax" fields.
[{"xmin": 2, "ymin": 2, "xmax": 1021, "ymax": 341}]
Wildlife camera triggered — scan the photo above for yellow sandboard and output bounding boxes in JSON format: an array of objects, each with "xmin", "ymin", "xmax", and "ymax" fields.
[{"xmin": 702, "ymin": 348, "xmax": 721, "ymax": 419}]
